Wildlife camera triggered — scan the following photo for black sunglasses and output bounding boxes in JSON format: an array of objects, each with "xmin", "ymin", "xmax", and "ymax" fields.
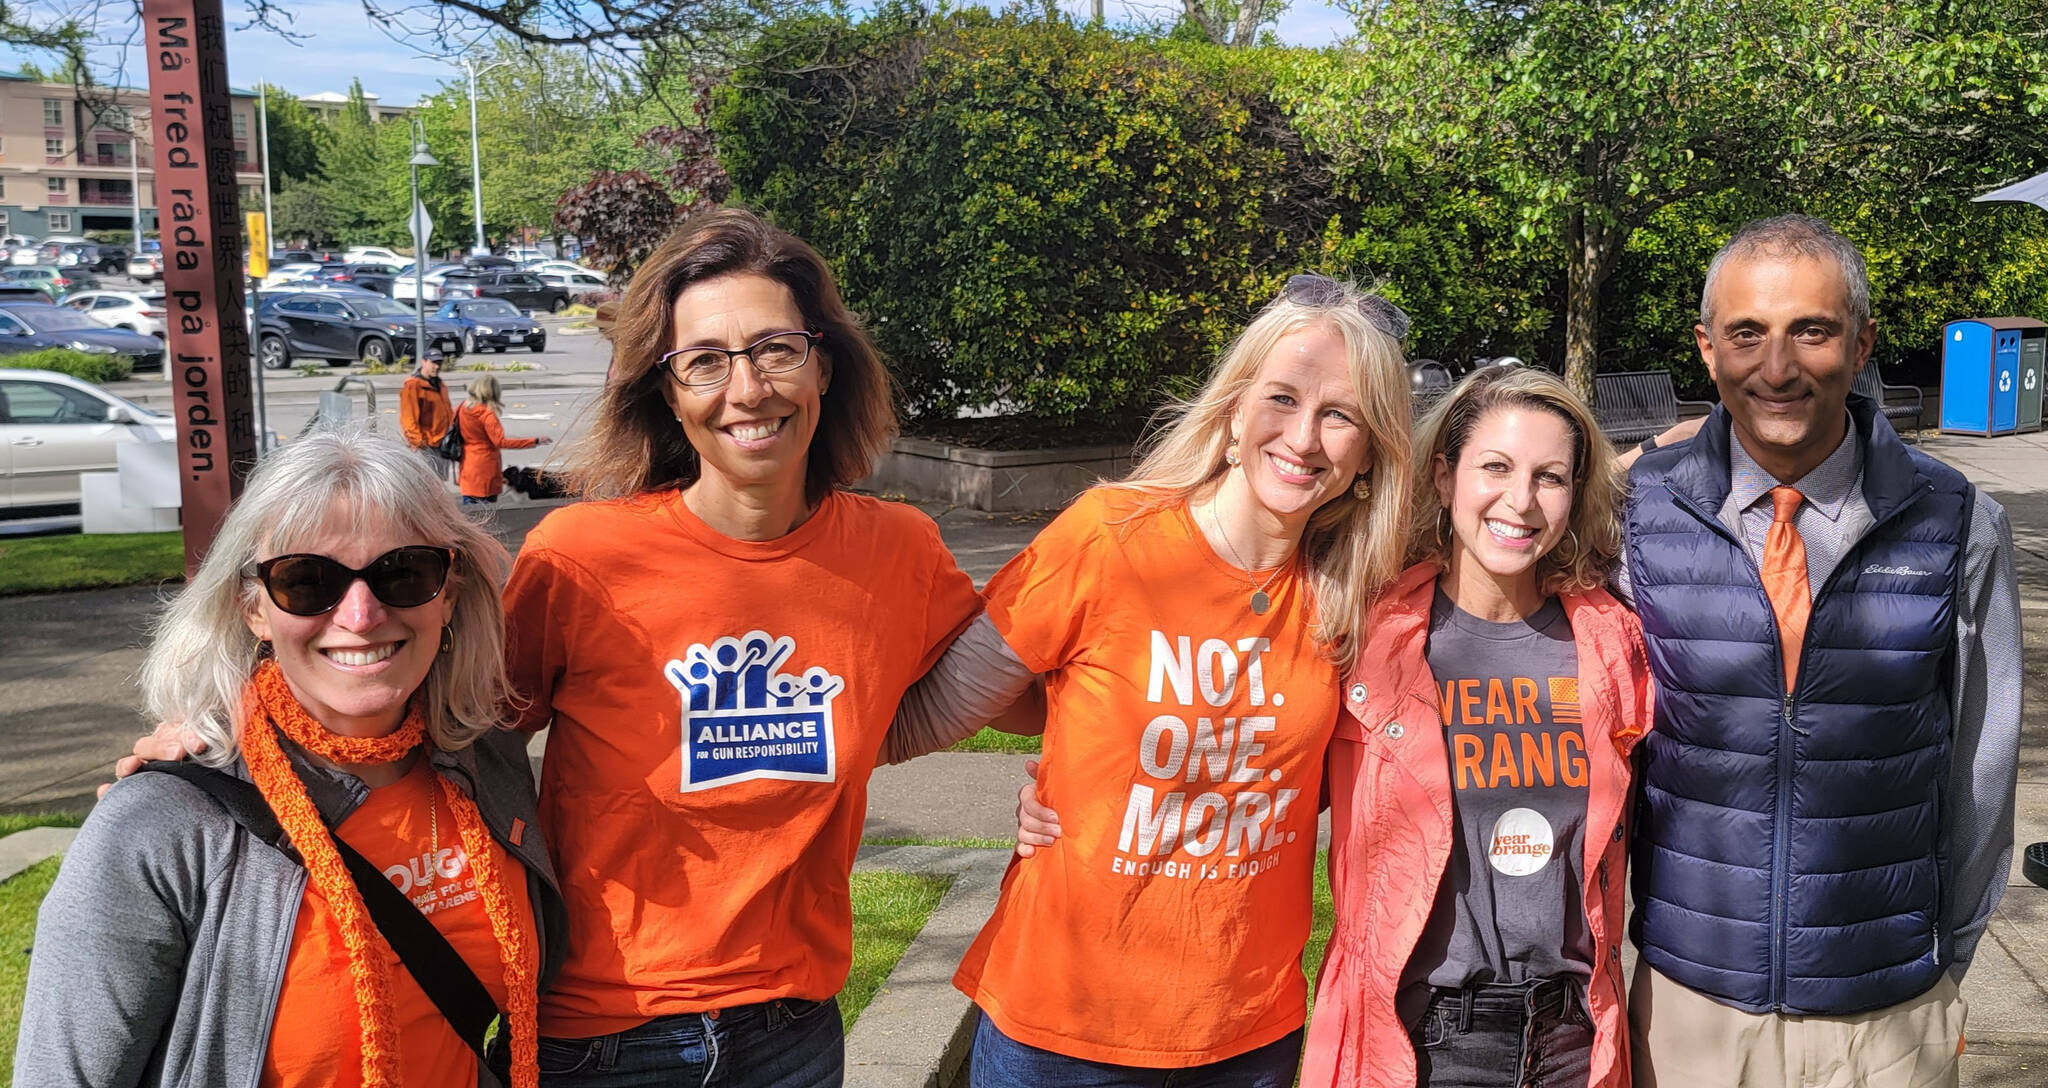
[
  {"xmin": 1283, "ymin": 274, "xmax": 1412, "ymax": 341},
  {"xmin": 245, "ymin": 546, "xmax": 455, "ymax": 617}
]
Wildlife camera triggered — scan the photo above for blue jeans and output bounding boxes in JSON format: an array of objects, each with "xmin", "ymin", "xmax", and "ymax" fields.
[
  {"xmin": 537, "ymin": 997, "xmax": 844, "ymax": 1087},
  {"xmin": 968, "ymin": 1012, "xmax": 1303, "ymax": 1088},
  {"xmin": 461, "ymin": 494, "xmax": 498, "ymax": 505}
]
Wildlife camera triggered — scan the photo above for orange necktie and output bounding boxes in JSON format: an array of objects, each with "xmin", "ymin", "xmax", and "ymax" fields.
[{"xmin": 1761, "ymin": 485, "xmax": 1810, "ymax": 692}]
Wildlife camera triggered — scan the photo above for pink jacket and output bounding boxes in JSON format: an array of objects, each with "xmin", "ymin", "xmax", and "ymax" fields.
[{"xmin": 1300, "ymin": 563, "xmax": 1654, "ymax": 1088}]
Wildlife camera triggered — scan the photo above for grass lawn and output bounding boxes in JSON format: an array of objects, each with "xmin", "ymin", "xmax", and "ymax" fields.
[
  {"xmin": 862, "ymin": 835, "xmax": 1012, "ymax": 849},
  {"xmin": 0, "ymin": 814, "xmax": 82, "ymax": 838},
  {"xmin": 1304, "ymin": 851, "xmax": 1334, "ymax": 1015},
  {"xmin": 948, "ymin": 727, "xmax": 1042, "ymax": 754},
  {"xmin": 843, "ymin": 870, "xmax": 953, "ymax": 1026},
  {"xmin": 0, "ymin": 857, "xmax": 61, "ymax": 1084},
  {"xmin": 0, "ymin": 532, "xmax": 184, "ymax": 596}
]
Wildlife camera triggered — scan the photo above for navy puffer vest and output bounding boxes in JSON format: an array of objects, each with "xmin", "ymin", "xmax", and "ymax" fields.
[{"xmin": 1625, "ymin": 396, "xmax": 1970, "ymax": 1015}]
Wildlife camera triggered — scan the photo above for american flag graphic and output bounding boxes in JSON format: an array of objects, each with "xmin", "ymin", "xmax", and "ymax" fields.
[{"xmin": 1549, "ymin": 676, "xmax": 1581, "ymax": 724}]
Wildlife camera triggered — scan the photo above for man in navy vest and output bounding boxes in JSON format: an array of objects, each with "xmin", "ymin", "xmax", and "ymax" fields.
[{"xmin": 1621, "ymin": 215, "xmax": 2021, "ymax": 1087}]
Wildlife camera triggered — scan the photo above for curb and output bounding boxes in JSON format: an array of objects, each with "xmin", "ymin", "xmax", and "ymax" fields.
[
  {"xmin": 847, "ymin": 844, "xmax": 1009, "ymax": 1088},
  {"xmin": 0, "ymin": 826, "xmax": 78, "ymax": 883}
]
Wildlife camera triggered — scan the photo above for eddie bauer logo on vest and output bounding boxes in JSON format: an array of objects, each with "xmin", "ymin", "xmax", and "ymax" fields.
[
  {"xmin": 665, "ymin": 630, "xmax": 846, "ymax": 793},
  {"xmin": 1112, "ymin": 631, "xmax": 1303, "ymax": 882},
  {"xmin": 1864, "ymin": 564, "xmax": 1935, "ymax": 577}
]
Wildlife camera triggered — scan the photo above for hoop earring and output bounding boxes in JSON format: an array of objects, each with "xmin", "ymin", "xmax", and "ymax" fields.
[
  {"xmin": 1436, "ymin": 508, "xmax": 1452, "ymax": 549},
  {"xmin": 1224, "ymin": 440, "xmax": 1241, "ymax": 468},
  {"xmin": 1352, "ymin": 473, "xmax": 1371, "ymax": 501},
  {"xmin": 439, "ymin": 626, "xmax": 454, "ymax": 654}
]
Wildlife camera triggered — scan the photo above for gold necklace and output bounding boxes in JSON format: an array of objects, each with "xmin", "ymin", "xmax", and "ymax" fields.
[{"xmin": 1201, "ymin": 502, "xmax": 1293, "ymax": 616}]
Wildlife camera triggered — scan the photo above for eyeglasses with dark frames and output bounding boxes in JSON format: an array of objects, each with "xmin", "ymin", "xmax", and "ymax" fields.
[
  {"xmin": 243, "ymin": 546, "xmax": 455, "ymax": 617},
  {"xmin": 1283, "ymin": 274, "xmax": 1412, "ymax": 342},
  {"xmin": 659, "ymin": 330, "xmax": 822, "ymax": 389}
]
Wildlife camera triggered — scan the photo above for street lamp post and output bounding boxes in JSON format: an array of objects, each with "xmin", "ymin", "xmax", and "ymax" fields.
[
  {"xmin": 408, "ymin": 120, "xmax": 440, "ymax": 366},
  {"xmin": 458, "ymin": 57, "xmax": 507, "ymax": 257}
]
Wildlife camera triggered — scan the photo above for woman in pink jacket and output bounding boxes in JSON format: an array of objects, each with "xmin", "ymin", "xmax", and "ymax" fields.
[{"xmin": 1301, "ymin": 365, "xmax": 1653, "ymax": 1088}]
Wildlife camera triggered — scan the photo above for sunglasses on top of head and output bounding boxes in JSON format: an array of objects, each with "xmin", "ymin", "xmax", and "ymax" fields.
[{"xmin": 244, "ymin": 546, "xmax": 456, "ymax": 617}]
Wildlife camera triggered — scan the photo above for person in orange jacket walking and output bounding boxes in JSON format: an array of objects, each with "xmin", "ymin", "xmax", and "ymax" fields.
[
  {"xmin": 399, "ymin": 348, "xmax": 455, "ymax": 480},
  {"xmin": 1301, "ymin": 365, "xmax": 1653, "ymax": 1088},
  {"xmin": 455, "ymin": 375, "xmax": 551, "ymax": 505}
]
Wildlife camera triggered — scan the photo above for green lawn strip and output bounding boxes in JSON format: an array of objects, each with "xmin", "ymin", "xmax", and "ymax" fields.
[
  {"xmin": 947, "ymin": 727, "xmax": 1042, "ymax": 754},
  {"xmin": 842, "ymin": 870, "xmax": 953, "ymax": 1027},
  {"xmin": 0, "ymin": 814, "xmax": 83, "ymax": 838},
  {"xmin": 0, "ymin": 532, "xmax": 184, "ymax": 596},
  {"xmin": 1303, "ymin": 851, "xmax": 1334, "ymax": 1017},
  {"xmin": 861, "ymin": 836, "xmax": 1011, "ymax": 849},
  {"xmin": 1, "ymin": 857, "xmax": 62, "ymax": 1083}
]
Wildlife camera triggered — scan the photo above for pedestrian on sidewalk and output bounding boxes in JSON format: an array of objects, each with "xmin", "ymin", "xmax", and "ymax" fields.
[
  {"xmin": 14, "ymin": 427, "xmax": 565, "ymax": 1088},
  {"xmin": 456, "ymin": 375, "xmax": 552, "ymax": 505},
  {"xmin": 400, "ymin": 347, "xmax": 455, "ymax": 482},
  {"xmin": 499, "ymin": 208, "xmax": 1008, "ymax": 1086},
  {"xmin": 1301, "ymin": 366, "xmax": 1652, "ymax": 1088},
  {"xmin": 895, "ymin": 275, "xmax": 1416, "ymax": 1084},
  {"xmin": 1622, "ymin": 214, "xmax": 2022, "ymax": 1088}
]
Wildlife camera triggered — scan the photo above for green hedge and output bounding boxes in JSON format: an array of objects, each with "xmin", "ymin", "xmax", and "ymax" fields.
[
  {"xmin": 717, "ymin": 12, "xmax": 1336, "ymax": 422},
  {"xmin": 0, "ymin": 348, "xmax": 135, "ymax": 384}
]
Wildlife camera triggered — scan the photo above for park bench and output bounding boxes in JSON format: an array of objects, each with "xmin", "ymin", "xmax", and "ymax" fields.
[
  {"xmin": 1593, "ymin": 370, "xmax": 1713, "ymax": 445},
  {"xmin": 1854, "ymin": 359, "xmax": 1925, "ymax": 435},
  {"xmin": 1410, "ymin": 360, "xmax": 1453, "ymax": 417}
]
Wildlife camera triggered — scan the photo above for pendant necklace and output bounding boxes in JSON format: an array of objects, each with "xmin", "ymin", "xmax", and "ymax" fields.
[{"xmin": 1201, "ymin": 502, "xmax": 1292, "ymax": 616}]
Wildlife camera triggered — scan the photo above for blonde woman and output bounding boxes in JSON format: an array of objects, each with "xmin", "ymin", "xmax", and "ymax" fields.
[
  {"xmin": 1302, "ymin": 366, "xmax": 1653, "ymax": 1088},
  {"xmin": 456, "ymin": 375, "xmax": 553, "ymax": 505},
  {"xmin": 16, "ymin": 427, "xmax": 565, "ymax": 1088},
  {"xmin": 890, "ymin": 275, "xmax": 1414, "ymax": 1085}
]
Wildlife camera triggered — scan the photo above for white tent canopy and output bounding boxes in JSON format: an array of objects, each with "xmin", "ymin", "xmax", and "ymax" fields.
[{"xmin": 1974, "ymin": 171, "xmax": 2048, "ymax": 211}]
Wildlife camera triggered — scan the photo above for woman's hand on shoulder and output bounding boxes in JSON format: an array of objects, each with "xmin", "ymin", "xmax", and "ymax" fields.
[
  {"xmin": 1015, "ymin": 757, "xmax": 1063, "ymax": 858},
  {"xmin": 99, "ymin": 722, "xmax": 207, "ymax": 799}
]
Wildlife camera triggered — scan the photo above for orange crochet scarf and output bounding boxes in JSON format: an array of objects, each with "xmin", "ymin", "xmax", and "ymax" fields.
[{"xmin": 239, "ymin": 660, "xmax": 538, "ymax": 1088}]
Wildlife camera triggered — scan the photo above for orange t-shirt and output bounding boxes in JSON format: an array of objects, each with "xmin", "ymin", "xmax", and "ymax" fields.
[
  {"xmin": 262, "ymin": 761, "xmax": 534, "ymax": 1088},
  {"xmin": 953, "ymin": 487, "xmax": 1340, "ymax": 1067},
  {"xmin": 502, "ymin": 489, "xmax": 982, "ymax": 1036}
]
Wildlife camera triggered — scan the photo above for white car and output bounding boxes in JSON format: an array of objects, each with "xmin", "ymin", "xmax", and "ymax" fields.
[
  {"xmin": 345, "ymin": 246, "xmax": 405, "ymax": 265},
  {"xmin": 389, "ymin": 265, "xmax": 464, "ymax": 303},
  {"xmin": 502, "ymin": 247, "xmax": 548, "ymax": 264},
  {"xmin": 0, "ymin": 369, "xmax": 176, "ymax": 511},
  {"xmin": 538, "ymin": 270, "xmax": 607, "ymax": 293},
  {"xmin": 525, "ymin": 260, "xmax": 603, "ymax": 279},
  {"xmin": 127, "ymin": 252, "xmax": 165, "ymax": 281},
  {"xmin": 261, "ymin": 263, "xmax": 324, "ymax": 289},
  {"xmin": 62, "ymin": 290, "xmax": 169, "ymax": 339}
]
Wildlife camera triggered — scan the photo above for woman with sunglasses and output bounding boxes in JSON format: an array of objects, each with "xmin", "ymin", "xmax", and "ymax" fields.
[
  {"xmin": 1299, "ymin": 366, "xmax": 1653, "ymax": 1088},
  {"xmin": 15, "ymin": 427, "xmax": 565, "ymax": 1088},
  {"xmin": 885, "ymin": 276, "xmax": 1414, "ymax": 1085},
  {"xmin": 498, "ymin": 208, "xmax": 984, "ymax": 1085}
]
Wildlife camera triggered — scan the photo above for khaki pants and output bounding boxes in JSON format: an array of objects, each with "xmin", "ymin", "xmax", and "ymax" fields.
[{"xmin": 1630, "ymin": 962, "xmax": 1965, "ymax": 1088}]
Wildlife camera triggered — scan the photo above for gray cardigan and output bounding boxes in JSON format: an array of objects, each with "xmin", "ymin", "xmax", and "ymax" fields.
[{"xmin": 11, "ymin": 728, "xmax": 566, "ymax": 1088}]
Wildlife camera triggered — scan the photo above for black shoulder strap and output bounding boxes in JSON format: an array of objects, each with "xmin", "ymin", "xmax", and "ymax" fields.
[{"xmin": 137, "ymin": 761, "xmax": 506, "ymax": 1065}]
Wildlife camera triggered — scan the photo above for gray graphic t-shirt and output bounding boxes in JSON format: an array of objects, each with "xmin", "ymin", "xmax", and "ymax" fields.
[{"xmin": 1400, "ymin": 588, "xmax": 1595, "ymax": 1011}]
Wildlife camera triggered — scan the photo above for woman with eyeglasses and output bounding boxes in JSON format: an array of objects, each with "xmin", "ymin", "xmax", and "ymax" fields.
[
  {"xmin": 1299, "ymin": 366, "xmax": 1652, "ymax": 1088},
  {"xmin": 884, "ymin": 276, "xmax": 1414, "ymax": 1086},
  {"xmin": 498, "ymin": 208, "xmax": 985, "ymax": 1085},
  {"xmin": 14, "ymin": 427, "xmax": 565, "ymax": 1088}
]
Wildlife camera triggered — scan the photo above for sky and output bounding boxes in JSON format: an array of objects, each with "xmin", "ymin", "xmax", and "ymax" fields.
[{"xmin": 0, "ymin": 0, "xmax": 1357, "ymax": 107}]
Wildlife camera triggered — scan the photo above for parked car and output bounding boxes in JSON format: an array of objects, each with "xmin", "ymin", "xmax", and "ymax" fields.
[
  {"xmin": 538, "ymin": 270, "xmax": 607, "ymax": 293},
  {"xmin": 389, "ymin": 263, "xmax": 466, "ymax": 303},
  {"xmin": 0, "ymin": 266, "xmax": 99, "ymax": 300},
  {"xmin": 256, "ymin": 292, "xmax": 465, "ymax": 369},
  {"xmin": 344, "ymin": 246, "xmax": 405, "ymax": 265},
  {"xmin": 310, "ymin": 262, "xmax": 402, "ymax": 295},
  {"xmin": 260, "ymin": 262, "xmax": 325, "ymax": 289},
  {"xmin": 0, "ymin": 368, "xmax": 177, "ymax": 513},
  {"xmin": 502, "ymin": 246, "xmax": 548, "ymax": 264},
  {"xmin": 435, "ymin": 297, "xmax": 546, "ymax": 354},
  {"xmin": 437, "ymin": 270, "xmax": 570, "ymax": 313},
  {"xmin": 127, "ymin": 251, "xmax": 165, "ymax": 281},
  {"xmin": 62, "ymin": 290, "xmax": 168, "ymax": 339},
  {"xmin": 0, "ymin": 302, "xmax": 166, "ymax": 372},
  {"xmin": 525, "ymin": 260, "xmax": 603, "ymax": 279},
  {"xmin": 461, "ymin": 255, "xmax": 519, "ymax": 272}
]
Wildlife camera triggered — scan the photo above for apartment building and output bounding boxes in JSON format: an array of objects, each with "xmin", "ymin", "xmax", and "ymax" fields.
[
  {"xmin": 0, "ymin": 73, "xmax": 265, "ymax": 240},
  {"xmin": 299, "ymin": 89, "xmax": 415, "ymax": 123}
]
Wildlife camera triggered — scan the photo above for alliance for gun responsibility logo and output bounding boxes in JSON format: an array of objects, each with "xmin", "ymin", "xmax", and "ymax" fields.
[{"xmin": 665, "ymin": 630, "xmax": 845, "ymax": 793}]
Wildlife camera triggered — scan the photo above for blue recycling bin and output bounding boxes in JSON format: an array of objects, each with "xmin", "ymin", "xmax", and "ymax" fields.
[{"xmin": 1941, "ymin": 317, "xmax": 2047, "ymax": 435}]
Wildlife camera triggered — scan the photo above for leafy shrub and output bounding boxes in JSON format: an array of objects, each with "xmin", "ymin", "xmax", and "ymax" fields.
[
  {"xmin": 716, "ymin": 12, "xmax": 1339, "ymax": 423},
  {"xmin": 0, "ymin": 348, "xmax": 134, "ymax": 384}
]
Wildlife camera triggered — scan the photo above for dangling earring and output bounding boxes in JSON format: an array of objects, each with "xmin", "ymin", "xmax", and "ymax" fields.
[
  {"xmin": 1352, "ymin": 473, "xmax": 1371, "ymax": 501},
  {"xmin": 1224, "ymin": 440, "xmax": 1241, "ymax": 468},
  {"xmin": 1437, "ymin": 508, "xmax": 1452, "ymax": 549},
  {"xmin": 439, "ymin": 626, "xmax": 454, "ymax": 654},
  {"xmin": 255, "ymin": 639, "xmax": 272, "ymax": 659}
]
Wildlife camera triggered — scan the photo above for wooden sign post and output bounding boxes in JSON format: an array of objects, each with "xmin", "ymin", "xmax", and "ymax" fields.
[{"xmin": 142, "ymin": 0, "xmax": 257, "ymax": 575}]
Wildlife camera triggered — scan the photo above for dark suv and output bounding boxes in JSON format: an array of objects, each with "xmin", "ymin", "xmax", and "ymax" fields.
[
  {"xmin": 256, "ymin": 293, "xmax": 465, "ymax": 369},
  {"xmin": 437, "ymin": 270, "xmax": 570, "ymax": 313}
]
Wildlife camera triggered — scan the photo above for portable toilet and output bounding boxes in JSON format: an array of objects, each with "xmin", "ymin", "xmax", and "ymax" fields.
[{"xmin": 1941, "ymin": 317, "xmax": 2047, "ymax": 435}]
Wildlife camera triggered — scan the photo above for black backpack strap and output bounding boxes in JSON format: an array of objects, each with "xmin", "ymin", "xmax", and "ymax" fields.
[{"xmin": 135, "ymin": 761, "xmax": 507, "ymax": 1065}]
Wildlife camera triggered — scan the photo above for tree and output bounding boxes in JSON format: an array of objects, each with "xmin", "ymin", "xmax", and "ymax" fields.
[
  {"xmin": 256, "ymin": 84, "xmax": 325, "ymax": 189},
  {"xmin": 1343, "ymin": 0, "xmax": 2048, "ymax": 393},
  {"xmin": 1177, "ymin": 0, "xmax": 1287, "ymax": 46},
  {"xmin": 271, "ymin": 177, "xmax": 335, "ymax": 244}
]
